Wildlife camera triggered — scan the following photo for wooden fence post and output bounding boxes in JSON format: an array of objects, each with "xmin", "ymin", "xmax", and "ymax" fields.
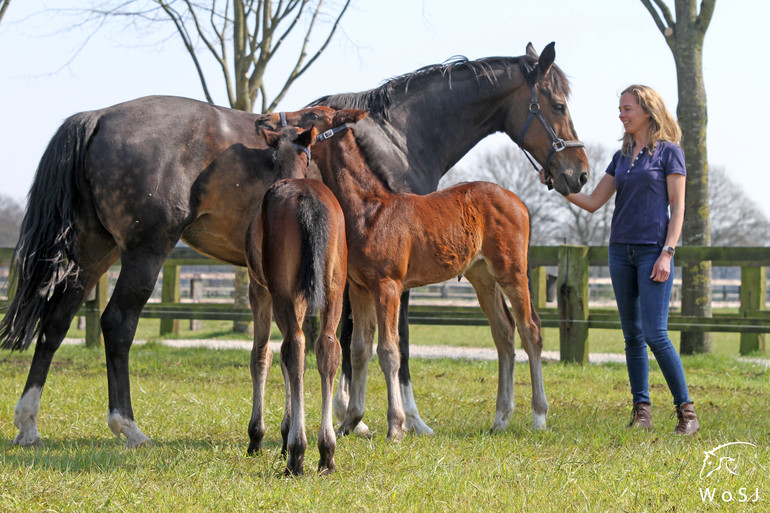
[
  {"xmin": 160, "ymin": 263, "xmax": 180, "ymax": 336},
  {"xmin": 190, "ymin": 274, "xmax": 203, "ymax": 331},
  {"xmin": 530, "ymin": 266, "xmax": 547, "ymax": 309},
  {"xmin": 557, "ymin": 245, "xmax": 589, "ymax": 364},
  {"xmin": 739, "ymin": 266, "xmax": 766, "ymax": 355},
  {"xmin": 85, "ymin": 273, "xmax": 109, "ymax": 348}
]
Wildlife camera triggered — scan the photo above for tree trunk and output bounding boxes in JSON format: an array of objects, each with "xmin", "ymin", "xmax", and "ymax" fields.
[{"xmin": 669, "ymin": 5, "xmax": 713, "ymax": 354}]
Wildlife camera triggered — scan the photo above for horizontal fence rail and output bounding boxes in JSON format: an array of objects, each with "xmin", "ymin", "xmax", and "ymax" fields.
[{"xmin": 1, "ymin": 246, "xmax": 768, "ymax": 362}]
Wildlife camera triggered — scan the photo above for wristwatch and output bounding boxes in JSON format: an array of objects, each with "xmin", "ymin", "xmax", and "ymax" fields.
[{"xmin": 663, "ymin": 245, "xmax": 676, "ymax": 256}]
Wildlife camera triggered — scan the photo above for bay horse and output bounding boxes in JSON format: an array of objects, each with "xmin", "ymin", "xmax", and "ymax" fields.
[
  {"xmin": 1, "ymin": 42, "xmax": 587, "ymax": 448},
  {"xmin": 269, "ymin": 109, "xmax": 545, "ymax": 440},
  {"xmin": 245, "ymin": 126, "xmax": 346, "ymax": 475}
]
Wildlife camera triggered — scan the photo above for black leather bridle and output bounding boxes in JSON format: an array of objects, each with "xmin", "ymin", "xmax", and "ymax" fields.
[{"xmin": 515, "ymin": 65, "xmax": 584, "ymax": 190}]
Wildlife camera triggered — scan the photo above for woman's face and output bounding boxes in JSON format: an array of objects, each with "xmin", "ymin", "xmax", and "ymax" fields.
[{"xmin": 618, "ymin": 91, "xmax": 651, "ymax": 139}]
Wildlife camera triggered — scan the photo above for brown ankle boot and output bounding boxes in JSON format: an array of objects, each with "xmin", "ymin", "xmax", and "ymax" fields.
[
  {"xmin": 628, "ymin": 402, "xmax": 653, "ymax": 430},
  {"xmin": 674, "ymin": 402, "xmax": 700, "ymax": 436}
]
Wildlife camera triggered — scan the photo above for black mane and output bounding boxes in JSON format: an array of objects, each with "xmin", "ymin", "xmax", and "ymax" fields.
[{"xmin": 308, "ymin": 54, "xmax": 571, "ymax": 121}]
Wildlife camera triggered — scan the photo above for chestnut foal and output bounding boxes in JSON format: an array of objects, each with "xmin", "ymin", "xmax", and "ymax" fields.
[
  {"xmin": 270, "ymin": 107, "xmax": 548, "ymax": 441},
  {"xmin": 245, "ymin": 126, "xmax": 347, "ymax": 475}
]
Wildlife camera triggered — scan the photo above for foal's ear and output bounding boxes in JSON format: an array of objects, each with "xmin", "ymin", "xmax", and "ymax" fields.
[
  {"xmin": 260, "ymin": 128, "xmax": 280, "ymax": 148},
  {"xmin": 536, "ymin": 42, "xmax": 556, "ymax": 78},
  {"xmin": 334, "ymin": 109, "xmax": 369, "ymax": 125},
  {"xmin": 296, "ymin": 126, "xmax": 317, "ymax": 148}
]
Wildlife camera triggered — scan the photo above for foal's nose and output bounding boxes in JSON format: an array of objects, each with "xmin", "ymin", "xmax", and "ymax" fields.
[{"xmin": 579, "ymin": 171, "xmax": 588, "ymax": 187}]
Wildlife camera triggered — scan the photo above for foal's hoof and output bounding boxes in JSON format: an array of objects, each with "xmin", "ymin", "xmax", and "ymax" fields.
[{"xmin": 13, "ymin": 432, "xmax": 44, "ymax": 448}]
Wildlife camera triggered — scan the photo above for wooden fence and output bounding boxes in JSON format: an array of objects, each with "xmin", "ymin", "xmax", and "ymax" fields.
[{"xmin": 1, "ymin": 246, "xmax": 768, "ymax": 363}]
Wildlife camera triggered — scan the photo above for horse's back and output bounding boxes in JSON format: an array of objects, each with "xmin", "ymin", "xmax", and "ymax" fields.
[{"xmin": 69, "ymin": 96, "xmax": 275, "ymax": 262}]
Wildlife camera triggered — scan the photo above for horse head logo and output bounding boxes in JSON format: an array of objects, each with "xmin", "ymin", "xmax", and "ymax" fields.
[{"xmin": 700, "ymin": 442, "xmax": 757, "ymax": 479}]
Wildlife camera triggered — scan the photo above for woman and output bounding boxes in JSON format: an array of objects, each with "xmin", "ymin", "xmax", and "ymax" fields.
[{"xmin": 552, "ymin": 84, "xmax": 699, "ymax": 435}]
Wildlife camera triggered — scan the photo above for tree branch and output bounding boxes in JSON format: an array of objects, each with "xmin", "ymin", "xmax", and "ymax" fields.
[
  {"xmin": 155, "ymin": 0, "xmax": 216, "ymax": 104},
  {"xmin": 697, "ymin": 0, "xmax": 716, "ymax": 34},
  {"xmin": 266, "ymin": 0, "xmax": 350, "ymax": 112},
  {"xmin": 640, "ymin": 0, "xmax": 675, "ymax": 36},
  {"xmin": 0, "ymin": 0, "xmax": 12, "ymax": 25}
]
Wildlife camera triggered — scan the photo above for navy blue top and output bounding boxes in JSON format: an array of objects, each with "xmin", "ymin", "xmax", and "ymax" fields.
[{"xmin": 605, "ymin": 140, "xmax": 687, "ymax": 245}]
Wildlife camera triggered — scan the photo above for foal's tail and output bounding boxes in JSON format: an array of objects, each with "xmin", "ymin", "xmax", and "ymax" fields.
[
  {"xmin": 0, "ymin": 111, "xmax": 100, "ymax": 351},
  {"xmin": 297, "ymin": 194, "xmax": 331, "ymax": 314}
]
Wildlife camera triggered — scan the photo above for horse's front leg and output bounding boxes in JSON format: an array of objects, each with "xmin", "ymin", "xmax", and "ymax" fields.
[
  {"xmin": 247, "ymin": 282, "xmax": 274, "ymax": 454},
  {"xmin": 373, "ymin": 282, "xmax": 406, "ymax": 441},
  {"xmin": 397, "ymin": 291, "xmax": 433, "ymax": 436},
  {"xmin": 333, "ymin": 286, "xmax": 371, "ymax": 436},
  {"xmin": 337, "ymin": 284, "xmax": 375, "ymax": 437}
]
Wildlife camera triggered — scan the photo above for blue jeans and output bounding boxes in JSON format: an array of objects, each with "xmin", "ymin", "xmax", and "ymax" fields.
[{"xmin": 608, "ymin": 243, "xmax": 691, "ymax": 406}]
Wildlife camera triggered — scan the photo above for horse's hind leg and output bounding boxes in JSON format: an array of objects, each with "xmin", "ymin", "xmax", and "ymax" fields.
[
  {"xmin": 14, "ymin": 243, "xmax": 118, "ymax": 447},
  {"xmin": 315, "ymin": 287, "xmax": 344, "ymax": 473},
  {"xmin": 465, "ymin": 264, "xmax": 517, "ymax": 432},
  {"xmin": 273, "ymin": 299, "xmax": 307, "ymax": 476},
  {"xmin": 396, "ymin": 291, "xmax": 433, "ymax": 436},
  {"xmin": 247, "ymin": 281, "xmax": 273, "ymax": 455},
  {"xmin": 102, "ymin": 250, "xmax": 170, "ymax": 447}
]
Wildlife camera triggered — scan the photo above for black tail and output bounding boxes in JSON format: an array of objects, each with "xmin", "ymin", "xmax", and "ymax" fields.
[
  {"xmin": 0, "ymin": 111, "xmax": 100, "ymax": 350},
  {"xmin": 296, "ymin": 194, "xmax": 331, "ymax": 314}
]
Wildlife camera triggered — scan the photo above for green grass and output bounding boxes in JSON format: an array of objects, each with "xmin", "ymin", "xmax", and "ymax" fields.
[{"xmin": 1, "ymin": 344, "xmax": 768, "ymax": 512}]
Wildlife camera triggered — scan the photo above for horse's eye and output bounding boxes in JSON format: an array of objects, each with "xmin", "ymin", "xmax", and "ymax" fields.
[{"xmin": 553, "ymin": 103, "xmax": 566, "ymax": 114}]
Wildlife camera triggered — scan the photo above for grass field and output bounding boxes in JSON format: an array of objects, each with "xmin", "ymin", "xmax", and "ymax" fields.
[{"xmin": 1, "ymin": 341, "xmax": 767, "ymax": 512}]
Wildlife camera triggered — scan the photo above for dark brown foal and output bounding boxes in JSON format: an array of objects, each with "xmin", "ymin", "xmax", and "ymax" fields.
[{"xmin": 245, "ymin": 126, "xmax": 347, "ymax": 475}]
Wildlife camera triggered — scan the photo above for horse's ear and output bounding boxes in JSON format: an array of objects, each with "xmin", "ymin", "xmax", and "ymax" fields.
[
  {"xmin": 260, "ymin": 127, "xmax": 280, "ymax": 148},
  {"xmin": 296, "ymin": 127, "xmax": 316, "ymax": 148},
  {"xmin": 334, "ymin": 108, "xmax": 369, "ymax": 125},
  {"xmin": 525, "ymin": 42, "xmax": 539, "ymax": 59},
  {"xmin": 536, "ymin": 42, "xmax": 556, "ymax": 78}
]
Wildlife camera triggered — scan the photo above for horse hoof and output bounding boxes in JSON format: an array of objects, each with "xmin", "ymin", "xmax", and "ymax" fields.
[
  {"xmin": 13, "ymin": 433, "xmax": 44, "ymax": 448},
  {"xmin": 318, "ymin": 462, "xmax": 336, "ymax": 476},
  {"xmin": 125, "ymin": 436, "xmax": 152, "ymax": 449},
  {"xmin": 404, "ymin": 418, "xmax": 434, "ymax": 436},
  {"xmin": 352, "ymin": 421, "xmax": 371, "ymax": 437},
  {"xmin": 532, "ymin": 413, "xmax": 547, "ymax": 430}
]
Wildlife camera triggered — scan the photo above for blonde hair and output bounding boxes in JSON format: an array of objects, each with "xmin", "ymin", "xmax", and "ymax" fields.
[{"xmin": 620, "ymin": 84, "xmax": 682, "ymax": 156}]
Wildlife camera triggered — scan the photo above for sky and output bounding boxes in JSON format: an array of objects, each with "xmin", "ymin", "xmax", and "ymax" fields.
[{"xmin": 1, "ymin": 0, "xmax": 769, "ymax": 219}]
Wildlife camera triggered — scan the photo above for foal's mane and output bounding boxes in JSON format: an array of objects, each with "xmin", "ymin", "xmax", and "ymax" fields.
[{"xmin": 308, "ymin": 54, "xmax": 571, "ymax": 121}]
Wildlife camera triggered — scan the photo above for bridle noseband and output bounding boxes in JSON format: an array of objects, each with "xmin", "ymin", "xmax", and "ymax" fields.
[{"xmin": 515, "ymin": 66, "xmax": 584, "ymax": 190}]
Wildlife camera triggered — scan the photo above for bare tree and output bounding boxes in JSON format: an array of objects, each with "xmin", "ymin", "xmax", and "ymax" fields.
[
  {"xmin": 0, "ymin": 194, "xmax": 23, "ymax": 247},
  {"xmin": 552, "ymin": 144, "xmax": 614, "ymax": 246},
  {"xmin": 709, "ymin": 165, "xmax": 770, "ymax": 247},
  {"xmin": 442, "ymin": 143, "xmax": 616, "ymax": 246},
  {"xmin": 640, "ymin": 0, "xmax": 716, "ymax": 354}
]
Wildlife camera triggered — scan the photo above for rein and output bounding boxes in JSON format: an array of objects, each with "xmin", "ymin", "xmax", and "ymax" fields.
[{"xmin": 515, "ymin": 65, "xmax": 584, "ymax": 190}]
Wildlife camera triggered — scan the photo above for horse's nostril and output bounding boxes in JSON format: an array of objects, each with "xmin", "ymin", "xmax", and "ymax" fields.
[{"xmin": 579, "ymin": 173, "xmax": 588, "ymax": 186}]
